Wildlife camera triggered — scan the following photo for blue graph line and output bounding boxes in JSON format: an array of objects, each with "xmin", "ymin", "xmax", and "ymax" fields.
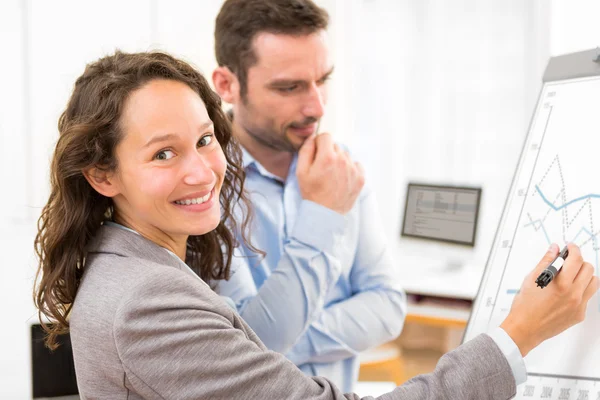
[
  {"xmin": 573, "ymin": 226, "xmax": 596, "ymax": 244},
  {"xmin": 507, "ymin": 289, "xmax": 519, "ymax": 295},
  {"xmin": 524, "ymin": 219, "xmax": 551, "ymax": 244},
  {"xmin": 535, "ymin": 185, "xmax": 600, "ymax": 210},
  {"xmin": 526, "ymin": 219, "xmax": 597, "ymax": 249}
]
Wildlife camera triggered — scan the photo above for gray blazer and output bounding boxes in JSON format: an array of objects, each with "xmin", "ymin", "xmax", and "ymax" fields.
[{"xmin": 70, "ymin": 225, "xmax": 517, "ymax": 399}]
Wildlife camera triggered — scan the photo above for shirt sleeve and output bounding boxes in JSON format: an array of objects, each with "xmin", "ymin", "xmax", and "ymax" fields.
[
  {"xmin": 487, "ymin": 327, "xmax": 528, "ymax": 385},
  {"xmin": 216, "ymin": 199, "xmax": 348, "ymax": 354},
  {"xmin": 286, "ymin": 186, "xmax": 407, "ymax": 365}
]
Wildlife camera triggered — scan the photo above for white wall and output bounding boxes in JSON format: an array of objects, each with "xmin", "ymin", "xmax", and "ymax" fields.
[
  {"xmin": 1, "ymin": 0, "xmax": 599, "ymax": 398},
  {"xmin": 550, "ymin": 0, "xmax": 600, "ymax": 56},
  {"xmin": 1, "ymin": 2, "xmax": 37, "ymax": 398},
  {"xmin": 335, "ymin": 0, "xmax": 552, "ymax": 273}
]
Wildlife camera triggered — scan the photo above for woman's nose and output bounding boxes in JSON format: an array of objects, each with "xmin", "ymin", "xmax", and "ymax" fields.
[{"xmin": 182, "ymin": 154, "xmax": 215, "ymax": 186}]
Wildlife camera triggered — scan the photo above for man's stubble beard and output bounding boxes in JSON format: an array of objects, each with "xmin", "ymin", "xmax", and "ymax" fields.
[
  {"xmin": 244, "ymin": 123, "xmax": 298, "ymax": 153},
  {"xmin": 237, "ymin": 96, "xmax": 319, "ymax": 154},
  {"xmin": 236, "ymin": 100, "xmax": 298, "ymax": 153}
]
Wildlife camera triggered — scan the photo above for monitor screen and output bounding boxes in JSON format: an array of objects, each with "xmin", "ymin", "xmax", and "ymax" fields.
[{"xmin": 401, "ymin": 183, "xmax": 481, "ymax": 246}]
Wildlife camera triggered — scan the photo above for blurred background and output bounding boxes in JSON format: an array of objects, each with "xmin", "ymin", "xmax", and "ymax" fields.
[{"xmin": 1, "ymin": 0, "xmax": 600, "ymax": 398}]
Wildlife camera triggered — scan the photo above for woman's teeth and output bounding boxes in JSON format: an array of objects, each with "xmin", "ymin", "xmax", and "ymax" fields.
[{"xmin": 174, "ymin": 193, "xmax": 211, "ymax": 206}]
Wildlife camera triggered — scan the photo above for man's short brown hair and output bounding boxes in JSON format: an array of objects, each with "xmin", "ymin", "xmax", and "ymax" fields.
[{"xmin": 215, "ymin": 0, "xmax": 329, "ymax": 98}]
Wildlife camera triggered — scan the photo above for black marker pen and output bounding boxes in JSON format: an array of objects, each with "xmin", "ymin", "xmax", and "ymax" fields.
[{"xmin": 535, "ymin": 246, "xmax": 569, "ymax": 288}]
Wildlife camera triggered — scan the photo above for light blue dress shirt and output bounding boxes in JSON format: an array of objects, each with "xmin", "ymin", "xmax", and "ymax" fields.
[{"xmin": 217, "ymin": 149, "xmax": 408, "ymax": 392}]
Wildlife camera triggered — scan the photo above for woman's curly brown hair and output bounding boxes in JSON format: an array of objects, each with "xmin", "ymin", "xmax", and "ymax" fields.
[{"xmin": 34, "ymin": 51, "xmax": 254, "ymax": 349}]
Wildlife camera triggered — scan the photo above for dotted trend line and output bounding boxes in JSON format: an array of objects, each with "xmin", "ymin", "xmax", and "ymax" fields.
[
  {"xmin": 567, "ymin": 198, "xmax": 591, "ymax": 228},
  {"xmin": 527, "ymin": 190, "xmax": 561, "ymax": 230},
  {"xmin": 536, "ymin": 155, "xmax": 559, "ymax": 188},
  {"xmin": 579, "ymin": 229, "xmax": 600, "ymax": 248},
  {"xmin": 541, "ymin": 190, "xmax": 563, "ymax": 224},
  {"xmin": 530, "ymin": 154, "xmax": 599, "ymax": 250},
  {"xmin": 556, "ymin": 157, "xmax": 568, "ymax": 227}
]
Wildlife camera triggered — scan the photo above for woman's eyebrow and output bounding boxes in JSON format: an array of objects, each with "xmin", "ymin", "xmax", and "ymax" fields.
[{"xmin": 143, "ymin": 122, "xmax": 214, "ymax": 148}]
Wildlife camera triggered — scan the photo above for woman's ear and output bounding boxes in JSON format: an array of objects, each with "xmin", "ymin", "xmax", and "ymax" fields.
[{"xmin": 83, "ymin": 167, "xmax": 120, "ymax": 198}]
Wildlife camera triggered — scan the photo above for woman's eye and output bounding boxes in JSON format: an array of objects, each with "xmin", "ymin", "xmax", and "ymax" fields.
[
  {"xmin": 198, "ymin": 134, "xmax": 214, "ymax": 147},
  {"xmin": 154, "ymin": 149, "xmax": 175, "ymax": 161}
]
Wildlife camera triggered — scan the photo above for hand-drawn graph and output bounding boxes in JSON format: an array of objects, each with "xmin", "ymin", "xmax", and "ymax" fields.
[
  {"xmin": 524, "ymin": 156, "xmax": 600, "ymax": 289},
  {"xmin": 465, "ymin": 73, "xmax": 600, "ymax": 398}
]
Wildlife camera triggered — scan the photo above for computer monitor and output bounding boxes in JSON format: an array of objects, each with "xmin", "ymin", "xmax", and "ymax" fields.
[{"xmin": 401, "ymin": 183, "xmax": 482, "ymax": 246}]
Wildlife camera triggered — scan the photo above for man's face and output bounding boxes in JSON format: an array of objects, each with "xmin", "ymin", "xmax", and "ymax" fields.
[{"xmin": 234, "ymin": 30, "xmax": 333, "ymax": 152}]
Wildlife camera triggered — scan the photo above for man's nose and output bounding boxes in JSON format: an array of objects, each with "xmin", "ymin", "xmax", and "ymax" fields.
[{"xmin": 302, "ymin": 83, "xmax": 325, "ymax": 119}]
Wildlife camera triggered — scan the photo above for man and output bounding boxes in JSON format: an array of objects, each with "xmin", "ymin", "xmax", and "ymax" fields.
[
  {"xmin": 212, "ymin": 0, "xmax": 405, "ymax": 392},
  {"xmin": 210, "ymin": 0, "xmax": 600, "ymax": 395}
]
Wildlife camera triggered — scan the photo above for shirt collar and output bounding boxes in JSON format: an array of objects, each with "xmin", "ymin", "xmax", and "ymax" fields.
[
  {"xmin": 241, "ymin": 146, "xmax": 258, "ymax": 170},
  {"xmin": 240, "ymin": 146, "xmax": 298, "ymax": 183}
]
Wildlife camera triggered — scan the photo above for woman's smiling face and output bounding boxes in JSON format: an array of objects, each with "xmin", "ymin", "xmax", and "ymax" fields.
[{"xmin": 107, "ymin": 79, "xmax": 227, "ymax": 244}]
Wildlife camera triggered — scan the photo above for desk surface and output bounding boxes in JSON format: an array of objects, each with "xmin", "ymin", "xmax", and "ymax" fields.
[
  {"xmin": 395, "ymin": 249, "xmax": 478, "ymax": 326},
  {"xmin": 397, "ymin": 262, "xmax": 484, "ymax": 300},
  {"xmin": 406, "ymin": 302, "xmax": 470, "ymax": 328}
]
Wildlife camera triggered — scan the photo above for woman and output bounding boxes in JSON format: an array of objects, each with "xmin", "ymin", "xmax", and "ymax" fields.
[
  {"xmin": 33, "ymin": 51, "xmax": 594, "ymax": 400},
  {"xmin": 34, "ymin": 50, "xmax": 372, "ymax": 399}
]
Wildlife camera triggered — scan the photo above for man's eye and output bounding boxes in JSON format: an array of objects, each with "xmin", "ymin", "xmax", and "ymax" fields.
[
  {"xmin": 278, "ymin": 85, "xmax": 298, "ymax": 93},
  {"xmin": 198, "ymin": 134, "xmax": 214, "ymax": 147},
  {"xmin": 154, "ymin": 150, "xmax": 175, "ymax": 160}
]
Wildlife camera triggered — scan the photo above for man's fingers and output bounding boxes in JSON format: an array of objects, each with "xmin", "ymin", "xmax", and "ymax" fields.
[
  {"xmin": 315, "ymin": 133, "xmax": 334, "ymax": 163},
  {"xmin": 354, "ymin": 161, "xmax": 364, "ymax": 176},
  {"xmin": 354, "ymin": 161, "xmax": 365, "ymax": 190},
  {"xmin": 297, "ymin": 134, "xmax": 317, "ymax": 175}
]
